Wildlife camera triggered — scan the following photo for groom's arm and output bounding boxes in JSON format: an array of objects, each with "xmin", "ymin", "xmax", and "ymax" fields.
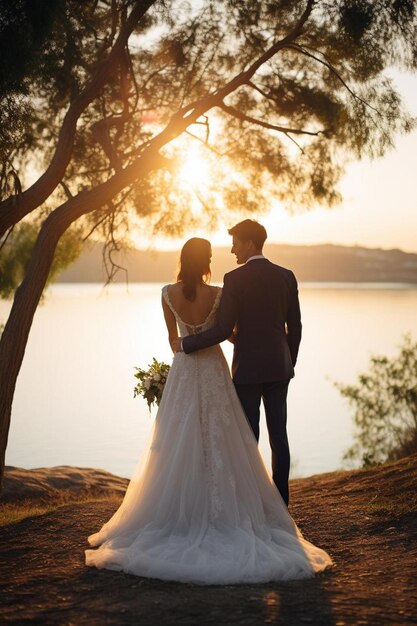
[
  {"xmin": 286, "ymin": 271, "xmax": 302, "ymax": 367},
  {"xmin": 182, "ymin": 273, "xmax": 237, "ymax": 354}
]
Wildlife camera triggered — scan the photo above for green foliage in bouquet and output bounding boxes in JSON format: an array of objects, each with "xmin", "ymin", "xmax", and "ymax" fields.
[{"xmin": 134, "ymin": 358, "xmax": 171, "ymax": 411}]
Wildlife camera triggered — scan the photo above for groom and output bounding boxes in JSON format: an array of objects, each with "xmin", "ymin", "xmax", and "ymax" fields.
[{"xmin": 174, "ymin": 219, "xmax": 302, "ymax": 506}]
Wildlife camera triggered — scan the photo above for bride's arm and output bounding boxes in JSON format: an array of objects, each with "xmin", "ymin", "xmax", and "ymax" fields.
[{"xmin": 161, "ymin": 295, "xmax": 178, "ymax": 353}]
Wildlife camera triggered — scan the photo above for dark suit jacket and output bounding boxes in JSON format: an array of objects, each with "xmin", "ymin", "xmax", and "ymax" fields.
[{"xmin": 182, "ymin": 258, "xmax": 302, "ymax": 383}]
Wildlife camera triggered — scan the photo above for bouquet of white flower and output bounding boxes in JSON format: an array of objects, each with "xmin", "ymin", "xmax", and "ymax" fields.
[{"xmin": 133, "ymin": 358, "xmax": 171, "ymax": 411}]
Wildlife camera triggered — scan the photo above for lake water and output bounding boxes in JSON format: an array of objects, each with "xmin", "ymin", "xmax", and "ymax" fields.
[{"xmin": 2, "ymin": 283, "xmax": 416, "ymax": 480}]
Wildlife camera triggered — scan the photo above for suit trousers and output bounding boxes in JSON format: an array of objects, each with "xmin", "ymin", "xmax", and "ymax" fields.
[{"xmin": 234, "ymin": 380, "xmax": 290, "ymax": 506}]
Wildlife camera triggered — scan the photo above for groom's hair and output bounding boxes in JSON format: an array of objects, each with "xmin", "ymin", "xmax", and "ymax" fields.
[{"xmin": 228, "ymin": 219, "xmax": 267, "ymax": 250}]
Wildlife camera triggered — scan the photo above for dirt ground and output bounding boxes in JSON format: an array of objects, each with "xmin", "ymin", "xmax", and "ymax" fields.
[{"xmin": 0, "ymin": 455, "xmax": 416, "ymax": 626}]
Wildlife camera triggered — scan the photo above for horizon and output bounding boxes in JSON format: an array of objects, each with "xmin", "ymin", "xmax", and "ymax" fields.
[{"xmin": 118, "ymin": 240, "xmax": 417, "ymax": 254}]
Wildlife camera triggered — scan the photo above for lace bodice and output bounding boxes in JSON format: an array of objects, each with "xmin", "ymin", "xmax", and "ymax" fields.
[{"xmin": 162, "ymin": 284, "xmax": 222, "ymax": 337}]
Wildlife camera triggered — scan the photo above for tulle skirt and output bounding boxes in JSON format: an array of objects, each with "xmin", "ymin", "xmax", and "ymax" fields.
[{"xmin": 85, "ymin": 346, "xmax": 332, "ymax": 584}]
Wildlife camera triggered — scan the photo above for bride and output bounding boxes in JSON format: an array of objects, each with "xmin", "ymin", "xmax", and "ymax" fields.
[{"xmin": 85, "ymin": 238, "xmax": 332, "ymax": 584}]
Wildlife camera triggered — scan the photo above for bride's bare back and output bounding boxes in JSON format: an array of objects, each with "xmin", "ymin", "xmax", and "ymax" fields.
[{"xmin": 167, "ymin": 282, "xmax": 218, "ymax": 326}]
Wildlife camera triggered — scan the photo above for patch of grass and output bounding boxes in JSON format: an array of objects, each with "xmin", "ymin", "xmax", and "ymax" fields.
[
  {"xmin": 364, "ymin": 495, "xmax": 417, "ymax": 517},
  {"xmin": 0, "ymin": 492, "xmax": 122, "ymax": 527}
]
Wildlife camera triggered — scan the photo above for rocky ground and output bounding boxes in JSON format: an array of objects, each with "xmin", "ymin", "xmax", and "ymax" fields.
[{"xmin": 0, "ymin": 455, "xmax": 416, "ymax": 625}]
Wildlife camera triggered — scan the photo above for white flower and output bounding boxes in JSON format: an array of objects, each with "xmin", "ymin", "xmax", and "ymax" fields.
[{"xmin": 134, "ymin": 359, "xmax": 170, "ymax": 411}]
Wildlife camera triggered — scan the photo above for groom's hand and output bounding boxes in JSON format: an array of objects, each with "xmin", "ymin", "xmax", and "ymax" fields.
[{"xmin": 172, "ymin": 338, "xmax": 183, "ymax": 353}]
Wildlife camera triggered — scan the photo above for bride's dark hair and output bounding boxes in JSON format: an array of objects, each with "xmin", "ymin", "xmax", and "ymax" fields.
[{"xmin": 177, "ymin": 238, "xmax": 211, "ymax": 301}]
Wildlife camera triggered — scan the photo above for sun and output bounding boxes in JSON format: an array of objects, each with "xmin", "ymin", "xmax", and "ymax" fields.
[{"xmin": 177, "ymin": 143, "xmax": 211, "ymax": 189}]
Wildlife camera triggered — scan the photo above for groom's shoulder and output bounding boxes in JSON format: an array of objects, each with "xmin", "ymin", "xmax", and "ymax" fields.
[
  {"xmin": 268, "ymin": 260, "xmax": 297, "ymax": 279},
  {"xmin": 223, "ymin": 264, "xmax": 247, "ymax": 282},
  {"xmin": 269, "ymin": 262, "xmax": 299, "ymax": 288}
]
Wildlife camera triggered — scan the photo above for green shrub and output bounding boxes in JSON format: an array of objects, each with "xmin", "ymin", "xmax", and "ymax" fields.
[{"xmin": 335, "ymin": 334, "xmax": 417, "ymax": 467}]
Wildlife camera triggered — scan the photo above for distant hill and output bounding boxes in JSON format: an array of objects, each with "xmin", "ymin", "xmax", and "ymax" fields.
[{"xmin": 56, "ymin": 242, "xmax": 417, "ymax": 284}]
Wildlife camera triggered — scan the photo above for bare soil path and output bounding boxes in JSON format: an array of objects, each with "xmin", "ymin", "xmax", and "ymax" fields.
[{"xmin": 0, "ymin": 455, "xmax": 416, "ymax": 625}]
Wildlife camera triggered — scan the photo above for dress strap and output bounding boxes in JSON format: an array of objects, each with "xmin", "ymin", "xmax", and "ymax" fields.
[
  {"xmin": 161, "ymin": 285, "xmax": 181, "ymax": 322},
  {"xmin": 207, "ymin": 287, "xmax": 222, "ymax": 320},
  {"xmin": 214, "ymin": 286, "xmax": 222, "ymax": 306}
]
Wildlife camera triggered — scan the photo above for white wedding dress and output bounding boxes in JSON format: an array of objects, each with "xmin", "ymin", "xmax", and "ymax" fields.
[{"xmin": 85, "ymin": 285, "xmax": 332, "ymax": 584}]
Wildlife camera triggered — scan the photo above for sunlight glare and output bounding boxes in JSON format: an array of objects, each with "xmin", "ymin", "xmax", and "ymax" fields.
[{"xmin": 178, "ymin": 143, "xmax": 211, "ymax": 189}]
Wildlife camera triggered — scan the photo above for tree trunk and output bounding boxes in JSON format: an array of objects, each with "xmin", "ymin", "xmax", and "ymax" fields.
[
  {"xmin": 0, "ymin": 221, "xmax": 60, "ymax": 484},
  {"xmin": 0, "ymin": 148, "xmax": 164, "ymax": 489}
]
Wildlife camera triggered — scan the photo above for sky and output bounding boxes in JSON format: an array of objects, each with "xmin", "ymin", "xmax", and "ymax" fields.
[{"xmin": 147, "ymin": 71, "xmax": 417, "ymax": 254}]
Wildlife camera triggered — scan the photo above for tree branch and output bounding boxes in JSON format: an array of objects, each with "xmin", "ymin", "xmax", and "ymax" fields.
[
  {"xmin": 284, "ymin": 132, "xmax": 306, "ymax": 154},
  {"xmin": 218, "ymin": 102, "xmax": 323, "ymax": 136},
  {"xmin": 287, "ymin": 43, "xmax": 381, "ymax": 114},
  {"xmin": 167, "ymin": 0, "xmax": 315, "ymax": 125},
  {"xmin": 184, "ymin": 130, "xmax": 225, "ymax": 157},
  {"xmin": 247, "ymin": 80, "xmax": 280, "ymax": 103},
  {"xmin": 0, "ymin": 0, "xmax": 156, "ymax": 239}
]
